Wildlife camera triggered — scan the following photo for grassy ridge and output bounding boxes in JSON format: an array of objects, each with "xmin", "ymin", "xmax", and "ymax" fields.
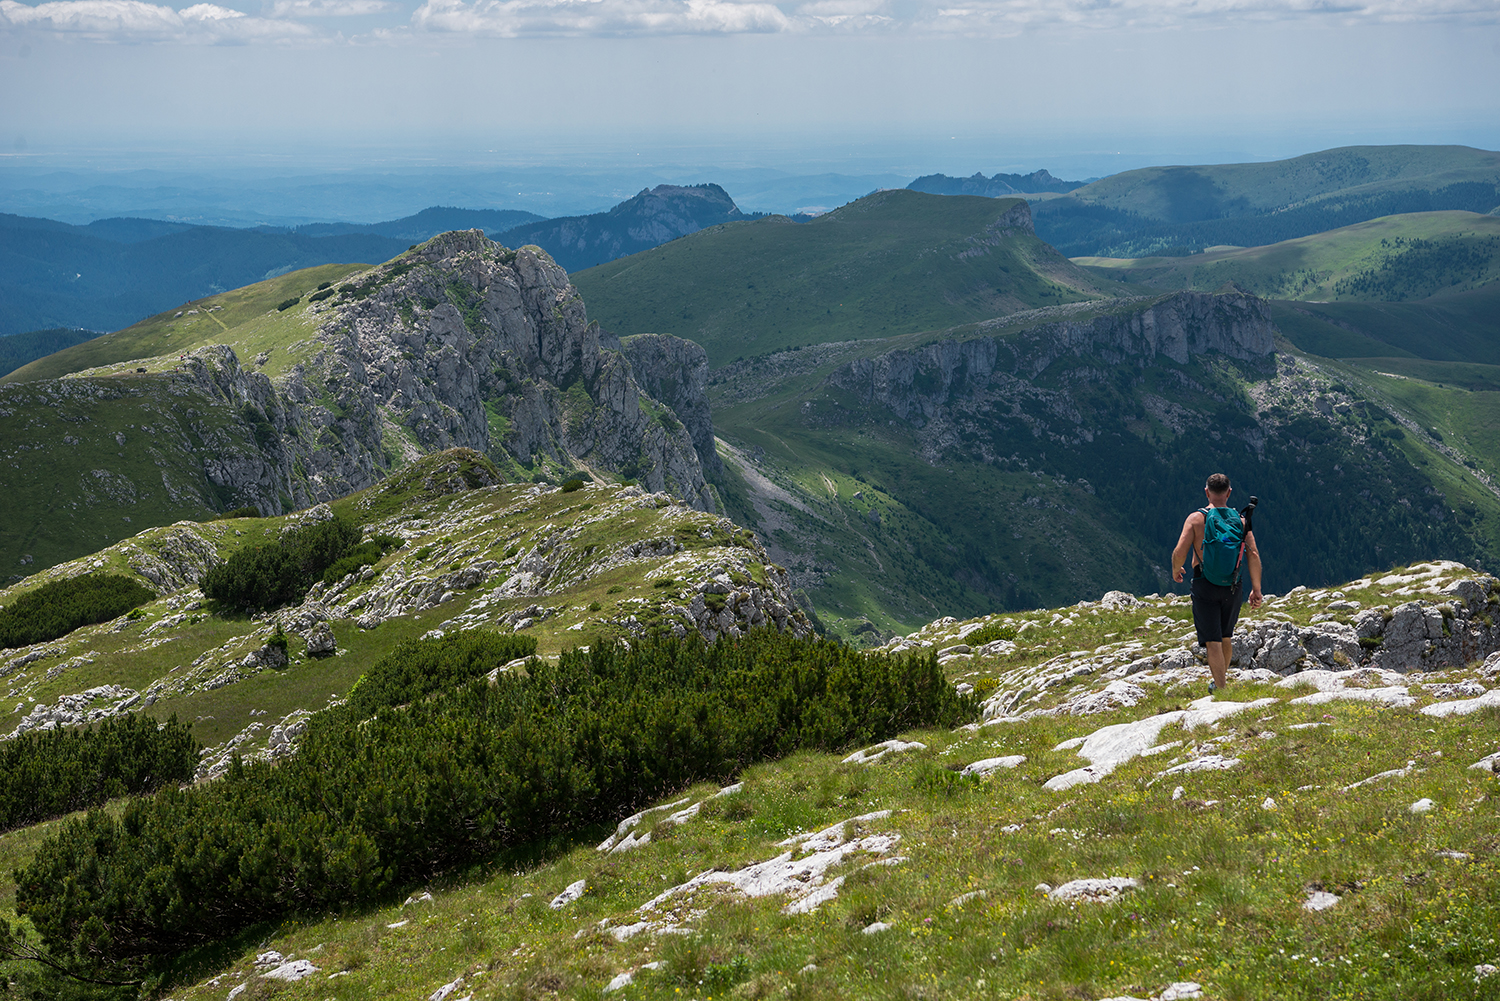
[
  {"xmin": 1035, "ymin": 145, "xmax": 1500, "ymax": 257},
  {"xmin": 2, "ymin": 262, "xmax": 369, "ymax": 384},
  {"xmin": 572, "ymin": 190, "xmax": 1124, "ymax": 368},
  {"xmin": 1075, "ymin": 211, "xmax": 1500, "ymax": 301},
  {"xmin": 1067, "ymin": 145, "xmax": 1500, "ymax": 221}
]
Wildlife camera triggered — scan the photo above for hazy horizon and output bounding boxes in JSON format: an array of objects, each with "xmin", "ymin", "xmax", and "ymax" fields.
[{"xmin": 2, "ymin": 0, "xmax": 1498, "ymax": 222}]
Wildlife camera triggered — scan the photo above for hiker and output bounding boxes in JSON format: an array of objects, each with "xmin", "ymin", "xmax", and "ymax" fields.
[{"xmin": 1171, "ymin": 473, "xmax": 1262, "ymax": 693}]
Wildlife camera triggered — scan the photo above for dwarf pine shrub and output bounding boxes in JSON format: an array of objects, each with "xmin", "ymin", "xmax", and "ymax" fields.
[
  {"xmin": 0, "ymin": 573, "xmax": 156, "ymax": 649},
  {"xmin": 201, "ymin": 516, "xmax": 361, "ymax": 613},
  {"xmin": 15, "ymin": 630, "xmax": 972, "ymax": 977},
  {"xmin": 0, "ymin": 714, "xmax": 198, "ymax": 833}
]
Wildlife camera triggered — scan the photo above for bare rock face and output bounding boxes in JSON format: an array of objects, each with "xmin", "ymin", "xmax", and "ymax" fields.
[
  {"xmin": 620, "ymin": 333, "xmax": 723, "ymax": 478},
  {"xmin": 827, "ymin": 289, "xmax": 1275, "ymax": 427}
]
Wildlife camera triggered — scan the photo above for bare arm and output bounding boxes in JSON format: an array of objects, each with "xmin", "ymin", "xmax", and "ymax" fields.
[
  {"xmin": 1244, "ymin": 529, "xmax": 1263, "ymax": 608},
  {"xmin": 1171, "ymin": 512, "xmax": 1203, "ymax": 583}
]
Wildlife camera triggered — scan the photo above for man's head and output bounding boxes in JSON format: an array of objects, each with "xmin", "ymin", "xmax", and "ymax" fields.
[{"xmin": 1205, "ymin": 472, "xmax": 1231, "ymax": 502}]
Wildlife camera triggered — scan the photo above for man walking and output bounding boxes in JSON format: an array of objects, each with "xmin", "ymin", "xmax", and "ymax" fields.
[{"xmin": 1172, "ymin": 473, "xmax": 1262, "ymax": 693}]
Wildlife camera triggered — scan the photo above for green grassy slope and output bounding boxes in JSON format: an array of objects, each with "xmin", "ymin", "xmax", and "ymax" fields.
[
  {"xmin": 1071, "ymin": 145, "xmax": 1500, "ymax": 220},
  {"xmin": 0, "ymin": 374, "xmax": 266, "ymax": 579},
  {"xmin": 2, "ymin": 262, "xmax": 370, "ymax": 384},
  {"xmin": 1076, "ymin": 210, "xmax": 1500, "ymax": 301},
  {"xmin": 1034, "ymin": 145, "xmax": 1500, "ymax": 257},
  {"xmin": 6, "ymin": 564, "xmax": 1497, "ymax": 1001},
  {"xmin": 571, "ymin": 190, "xmax": 1125, "ymax": 368},
  {"xmin": 1269, "ymin": 284, "xmax": 1500, "ymax": 363},
  {"xmin": 0, "ymin": 450, "xmax": 791, "ymax": 750}
]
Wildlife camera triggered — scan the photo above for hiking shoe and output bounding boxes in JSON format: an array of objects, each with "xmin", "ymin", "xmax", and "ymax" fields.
[{"xmin": 1208, "ymin": 680, "xmax": 1217, "ymax": 695}]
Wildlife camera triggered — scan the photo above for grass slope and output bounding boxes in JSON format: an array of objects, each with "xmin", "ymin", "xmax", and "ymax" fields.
[
  {"xmin": 1034, "ymin": 145, "xmax": 1500, "ymax": 257},
  {"xmin": 7, "ymin": 563, "xmax": 1496, "ymax": 1001},
  {"xmin": 1266, "ymin": 284, "xmax": 1500, "ymax": 365},
  {"xmin": 0, "ymin": 374, "xmax": 270, "ymax": 578},
  {"xmin": 1075, "ymin": 211, "xmax": 1500, "ymax": 302},
  {"xmin": 571, "ymin": 190, "xmax": 1124, "ymax": 368},
  {"xmin": 2, "ymin": 262, "xmax": 370, "ymax": 384},
  {"xmin": 1070, "ymin": 145, "xmax": 1500, "ymax": 221}
]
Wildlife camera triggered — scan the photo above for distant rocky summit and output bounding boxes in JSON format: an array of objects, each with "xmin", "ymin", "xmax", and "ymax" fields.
[
  {"xmin": 908, "ymin": 169, "xmax": 1087, "ymax": 198},
  {"xmin": 503, "ymin": 183, "xmax": 748, "ymax": 272}
]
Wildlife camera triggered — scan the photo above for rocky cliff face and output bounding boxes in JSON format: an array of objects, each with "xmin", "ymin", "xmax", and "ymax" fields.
[
  {"xmin": 828, "ymin": 290, "xmax": 1275, "ymax": 426},
  {"xmin": 620, "ymin": 333, "xmax": 723, "ymax": 479},
  {"xmin": 179, "ymin": 233, "xmax": 717, "ymax": 513}
]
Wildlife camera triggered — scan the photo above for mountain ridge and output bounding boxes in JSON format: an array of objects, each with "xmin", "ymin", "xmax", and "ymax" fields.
[{"xmin": 0, "ymin": 233, "xmax": 720, "ymax": 577}]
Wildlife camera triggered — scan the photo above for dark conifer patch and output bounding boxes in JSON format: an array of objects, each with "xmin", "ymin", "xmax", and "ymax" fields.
[
  {"xmin": 200, "ymin": 516, "xmax": 362, "ymax": 613},
  {"xmin": 0, "ymin": 714, "xmax": 198, "ymax": 834},
  {"xmin": 0, "ymin": 574, "xmax": 156, "ymax": 649},
  {"xmin": 13, "ymin": 629, "xmax": 973, "ymax": 977}
]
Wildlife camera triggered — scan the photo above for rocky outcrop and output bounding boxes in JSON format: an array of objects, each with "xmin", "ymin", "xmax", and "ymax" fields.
[
  {"xmin": 620, "ymin": 334, "xmax": 723, "ymax": 478},
  {"xmin": 35, "ymin": 231, "xmax": 718, "ymax": 525},
  {"xmin": 828, "ymin": 290, "xmax": 1275, "ymax": 426}
]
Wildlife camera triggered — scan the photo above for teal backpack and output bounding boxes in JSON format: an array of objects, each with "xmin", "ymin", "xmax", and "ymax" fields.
[{"xmin": 1197, "ymin": 506, "xmax": 1246, "ymax": 587}]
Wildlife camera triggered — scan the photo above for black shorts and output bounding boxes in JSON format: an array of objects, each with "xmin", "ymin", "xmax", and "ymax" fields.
[{"xmin": 1191, "ymin": 572, "xmax": 1243, "ymax": 645}]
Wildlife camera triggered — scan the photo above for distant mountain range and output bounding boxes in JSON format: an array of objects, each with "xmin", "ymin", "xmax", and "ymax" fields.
[
  {"xmin": 0, "ymin": 186, "xmax": 753, "ymax": 338},
  {"xmin": 907, "ymin": 169, "xmax": 1087, "ymax": 197},
  {"xmin": 1034, "ymin": 144, "xmax": 1500, "ymax": 257}
]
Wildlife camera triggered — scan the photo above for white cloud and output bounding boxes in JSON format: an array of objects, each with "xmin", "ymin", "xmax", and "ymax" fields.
[
  {"xmin": 405, "ymin": 0, "xmax": 1500, "ymax": 36},
  {"xmin": 410, "ymin": 0, "xmax": 793, "ymax": 35},
  {"xmin": 910, "ymin": 0, "xmax": 1500, "ymax": 32},
  {"xmin": 268, "ymin": 0, "xmax": 397, "ymax": 16},
  {"xmin": 0, "ymin": 0, "xmax": 317, "ymax": 38},
  {"xmin": 0, "ymin": 0, "xmax": 1490, "ymax": 42}
]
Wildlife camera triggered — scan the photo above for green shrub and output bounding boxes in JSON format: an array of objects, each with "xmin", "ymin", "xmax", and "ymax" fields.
[
  {"xmin": 15, "ymin": 631, "xmax": 972, "ymax": 978},
  {"xmin": 343, "ymin": 630, "xmax": 537, "ymax": 719},
  {"xmin": 966, "ymin": 621, "xmax": 1018, "ymax": 646},
  {"xmin": 275, "ymin": 297, "xmax": 300, "ymax": 312},
  {"xmin": 0, "ymin": 574, "xmax": 156, "ymax": 649},
  {"xmin": 320, "ymin": 533, "xmax": 404, "ymax": 584},
  {"xmin": 308, "ymin": 288, "xmax": 336, "ymax": 303},
  {"xmin": 561, "ymin": 478, "xmax": 585, "ymax": 493},
  {"xmin": 201, "ymin": 517, "xmax": 360, "ymax": 613},
  {"xmin": 210, "ymin": 506, "xmax": 261, "ymax": 521},
  {"xmin": 0, "ymin": 714, "xmax": 198, "ymax": 834}
]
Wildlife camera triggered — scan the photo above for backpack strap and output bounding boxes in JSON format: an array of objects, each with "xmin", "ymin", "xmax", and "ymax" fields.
[{"xmin": 1193, "ymin": 506, "xmax": 1209, "ymax": 567}]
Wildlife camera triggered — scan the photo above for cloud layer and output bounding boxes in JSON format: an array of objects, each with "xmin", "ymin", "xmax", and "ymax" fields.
[
  {"xmin": 0, "ymin": 0, "xmax": 314, "ymax": 38},
  {"xmin": 1, "ymin": 0, "xmax": 1495, "ymax": 41}
]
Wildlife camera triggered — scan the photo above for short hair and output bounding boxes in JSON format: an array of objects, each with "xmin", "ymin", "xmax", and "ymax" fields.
[{"xmin": 1205, "ymin": 473, "xmax": 1231, "ymax": 495}]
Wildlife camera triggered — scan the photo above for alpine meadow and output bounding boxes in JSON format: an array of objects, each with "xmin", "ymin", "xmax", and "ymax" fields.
[{"xmin": 1, "ymin": 136, "xmax": 1500, "ymax": 1001}]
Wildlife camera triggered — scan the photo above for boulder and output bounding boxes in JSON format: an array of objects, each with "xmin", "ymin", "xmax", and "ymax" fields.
[{"xmin": 304, "ymin": 622, "xmax": 337, "ymax": 657}]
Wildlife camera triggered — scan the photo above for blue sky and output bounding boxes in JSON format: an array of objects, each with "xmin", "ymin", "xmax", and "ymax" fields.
[{"xmin": 0, "ymin": 0, "xmax": 1497, "ymax": 208}]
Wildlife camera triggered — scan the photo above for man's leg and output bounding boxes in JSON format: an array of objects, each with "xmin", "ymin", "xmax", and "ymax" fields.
[{"xmin": 1205, "ymin": 640, "xmax": 1230, "ymax": 690}]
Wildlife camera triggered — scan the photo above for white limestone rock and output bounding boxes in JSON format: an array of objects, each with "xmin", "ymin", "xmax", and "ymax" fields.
[{"xmin": 1047, "ymin": 877, "xmax": 1139, "ymax": 903}]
